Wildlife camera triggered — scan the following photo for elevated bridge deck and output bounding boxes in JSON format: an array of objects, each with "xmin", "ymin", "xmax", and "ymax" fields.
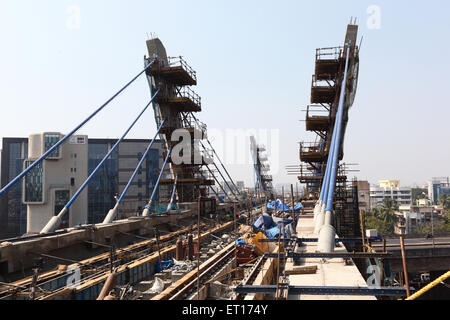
[{"xmin": 286, "ymin": 214, "xmax": 376, "ymax": 300}]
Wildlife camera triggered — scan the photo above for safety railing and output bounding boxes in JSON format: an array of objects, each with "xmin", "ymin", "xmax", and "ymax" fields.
[
  {"xmin": 183, "ymin": 113, "xmax": 207, "ymax": 135},
  {"xmin": 316, "ymin": 46, "xmax": 342, "ymax": 61},
  {"xmin": 176, "ymin": 86, "xmax": 201, "ymax": 107},
  {"xmin": 168, "ymin": 56, "xmax": 197, "ymax": 83}
]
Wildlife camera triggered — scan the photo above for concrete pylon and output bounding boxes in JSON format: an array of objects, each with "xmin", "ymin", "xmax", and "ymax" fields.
[
  {"xmin": 40, "ymin": 207, "xmax": 68, "ymax": 234},
  {"xmin": 317, "ymin": 224, "xmax": 336, "ymax": 253},
  {"xmin": 324, "ymin": 210, "xmax": 333, "ymax": 225},
  {"xmin": 314, "ymin": 209, "xmax": 325, "ymax": 234},
  {"xmin": 313, "ymin": 201, "xmax": 321, "ymax": 222},
  {"xmin": 142, "ymin": 202, "xmax": 152, "ymax": 217},
  {"xmin": 103, "ymin": 203, "xmax": 119, "ymax": 224}
]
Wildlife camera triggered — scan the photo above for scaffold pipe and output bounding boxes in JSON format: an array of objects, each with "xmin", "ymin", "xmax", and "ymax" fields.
[
  {"xmin": 1, "ymin": 59, "xmax": 156, "ymax": 198},
  {"xmin": 405, "ymin": 270, "xmax": 450, "ymax": 300}
]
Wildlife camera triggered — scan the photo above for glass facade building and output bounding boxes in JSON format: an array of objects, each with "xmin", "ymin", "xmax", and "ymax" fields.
[
  {"xmin": 0, "ymin": 139, "xmax": 28, "ymax": 238},
  {"xmin": 1, "ymin": 137, "xmax": 162, "ymax": 237},
  {"xmin": 87, "ymin": 142, "xmax": 119, "ymax": 224}
]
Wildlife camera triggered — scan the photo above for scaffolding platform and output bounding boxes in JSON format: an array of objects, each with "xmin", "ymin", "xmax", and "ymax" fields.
[
  {"xmin": 159, "ymin": 178, "xmax": 215, "ymax": 185},
  {"xmin": 299, "ymin": 142, "xmax": 326, "ymax": 162},
  {"xmin": 305, "ymin": 115, "xmax": 330, "ymax": 132},
  {"xmin": 147, "ymin": 56, "xmax": 197, "ymax": 86},
  {"xmin": 157, "ymin": 96, "xmax": 201, "ymax": 112},
  {"xmin": 310, "ymin": 85, "xmax": 336, "ymax": 104}
]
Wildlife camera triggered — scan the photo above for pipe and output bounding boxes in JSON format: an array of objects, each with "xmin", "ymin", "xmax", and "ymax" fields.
[
  {"xmin": 142, "ymin": 148, "xmax": 173, "ymax": 217},
  {"xmin": 316, "ymin": 47, "xmax": 351, "ymax": 247},
  {"xmin": 400, "ymin": 236, "xmax": 411, "ymax": 297},
  {"xmin": 405, "ymin": 270, "xmax": 450, "ymax": 300},
  {"xmin": 40, "ymin": 90, "xmax": 160, "ymax": 234},
  {"xmin": 97, "ymin": 271, "xmax": 118, "ymax": 300},
  {"xmin": 324, "ymin": 47, "xmax": 351, "ymax": 213},
  {"xmin": 103, "ymin": 119, "xmax": 166, "ymax": 224},
  {"xmin": 0, "ymin": 59, "xmax": 156, "ymax": 198}
]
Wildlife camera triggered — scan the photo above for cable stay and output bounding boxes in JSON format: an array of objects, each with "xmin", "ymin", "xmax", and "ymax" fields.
[
  {"xmin": 40, "ymin": 89, "xmax": 160, "ymax": 234},
  {"xmin": 142, "ymin": 147, "xmax": 173, "ymax": 217},
  {"xmin": 102, "ymin": 119, "xmax": 167, "ymax": 224},
  {"xmin": 0, "ymin": 59, "xmax": 157, "ymax": 198},
  {"xmin": 314, "ymin": 47, "xmax": 351, "ymax": 252}
]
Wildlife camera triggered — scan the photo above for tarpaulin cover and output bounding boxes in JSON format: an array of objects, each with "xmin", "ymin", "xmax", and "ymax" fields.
[
  {"xmin": 262, "ymin": 213, "xmax": 275, "ymax": 229},
  {"xmin": 252, "ymin": 214, "xmax": 275, "ymax": 231},
  {"xmin": 266, "ymin": 199, "xmax": 291, "ymax": 211},
  {"xmin": 265, "ymin": 225, "xmax": 285, "ymax": 239},
  {"xmin": 236, "ymin": 238, "xmax": 247, "ymax": 246},
  {"xmin": 156, "ymin": 259, "xmax": 174, "ymax": 273},
  {"xmin": 272, "ymin": 216, "xmax": 293, "ymax": 226},
  {"xmin": 294, "ymin": 202, "xmax": 303, "ymax": 211}
]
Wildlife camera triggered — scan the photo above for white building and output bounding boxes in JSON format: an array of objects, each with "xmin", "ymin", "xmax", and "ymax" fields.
[
  {"xmin": 24, "ymin": 133, "xmax": 88, "ymax": 234},
  {"xmin": 370, "ymin": 180, "xmax": 412, "ymax": 208}
]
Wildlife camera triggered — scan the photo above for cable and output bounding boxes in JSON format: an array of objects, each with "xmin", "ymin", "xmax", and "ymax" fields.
[
  {"xmin": 0, "ymin": 59, "xmax": 156, "ymax": 197},
  {"xmin": 40, "ymin": 89, "xmax": 160, "ymax": 233}
]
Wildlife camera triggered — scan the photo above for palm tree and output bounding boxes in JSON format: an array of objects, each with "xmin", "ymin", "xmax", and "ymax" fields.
[
  {"xmin": 378, "ymin": 198, "xmax": 398, "ymax": 223},
  {"xmin": 438, "ymin": 194, "xmax": 450, "ymax": 211}
]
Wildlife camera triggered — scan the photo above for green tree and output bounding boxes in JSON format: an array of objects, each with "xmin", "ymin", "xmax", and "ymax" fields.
[
  {"xmin": 363, "ymin": 199, "xmax": 398, "ymax": 237},
  {"xmin": 438, "ymin": 194, "xmax": 450, "ymax": 211},
  {"xmin": 411, "ymin": 188, "xmax": 428, "ymax": 204}
]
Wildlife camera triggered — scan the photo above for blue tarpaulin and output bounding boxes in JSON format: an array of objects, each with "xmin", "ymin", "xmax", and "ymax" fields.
[
  {"xmin": 266, "ymin": 225, "xmax": 285, "ymax": 239},
  {"xmin": 236, "ymin": 238, "xmax": 247, "ymax": 246},
  {"xmin": 294, "ymin": 202, "xmax": 303, "ymax": 211},
  {"xmin": 266, "ymin": 199, "xmax": 291, "ymax": 211},
  {"xmin": 156, "ymin": 259, "xmax": 174, "ymax": 272},
  {"xmin": 272, "ymin": 216, "xmax": 293, "ymax": 225},
  {"xmin": 252, "ymin": 213, "xmax": 275, "ymax": 231}
]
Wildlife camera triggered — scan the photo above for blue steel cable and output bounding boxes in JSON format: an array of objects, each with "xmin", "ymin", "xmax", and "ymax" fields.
[
  {"xmin": 320, "ymin": 113, "xmax": 339, "ymax": 203},
  {"xmin": 0, "ymin": 59, "xmax": 156, "ymax": 197},
  {"xmin": 145, "ymin": 148, "xmax": 173, "ymax": 211},
  {"xmin": 325, "ymin": 47, "xmax": 351, "ymax": 212},
  {"xmin": 117, "ymin": 119, "xmax": 167, "ymax": 204},
  {"xmin": 64, "ymin": 89, "xmax": 160, "ymax": 209}
]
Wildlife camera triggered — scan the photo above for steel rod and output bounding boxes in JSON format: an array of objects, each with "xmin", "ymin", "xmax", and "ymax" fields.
[{"xmin": 0, "ymin": 59, "xmax": 156, "ymax": 197}]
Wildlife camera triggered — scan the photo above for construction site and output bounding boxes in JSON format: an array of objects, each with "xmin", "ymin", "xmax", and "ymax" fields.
[{"xmin": 0, "ymin": 3, "xmax": 449, "ymax": 308}]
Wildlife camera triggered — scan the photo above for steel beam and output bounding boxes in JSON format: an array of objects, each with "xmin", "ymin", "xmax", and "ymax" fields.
[
  {"xmin": 234, "ymin": 285, "xmax": 411, "ymax": 296},
  {"xmin": 264, "ymin": 252, "xmax": 392, "ymax": 259}
]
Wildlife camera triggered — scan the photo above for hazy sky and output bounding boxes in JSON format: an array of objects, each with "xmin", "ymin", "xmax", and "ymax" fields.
[{"xmin": 0, "ymin": 0, "xmax": 449, "ymax": 189}]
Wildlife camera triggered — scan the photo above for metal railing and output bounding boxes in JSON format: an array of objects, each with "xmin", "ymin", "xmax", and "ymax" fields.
[
  {"xmin": 183, "ymin": 113, "xmax": 207, "ymax": 134},
  {"xmin": 316, "ymin": 46, "xmax": 342, "ymax": 61},
  {"xmin": 168, "ymin": 56, "xmax": 197, "ymax": 83},
  {"xmin": 175, "ymin": 86, "xmax": 201, "ymax": 107}
]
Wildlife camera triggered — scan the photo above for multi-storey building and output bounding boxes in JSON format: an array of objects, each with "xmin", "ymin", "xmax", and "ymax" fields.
[
  {"xmin": 428, "ymin": 177, "xmax": 450, "ymax": 205},
  {"xmin": 1, "ymin": 135, "xmax": 164, "ymax": 237},
  {"xmin": 369, "ymin": 180, "xmax": 412, "ymax": 208}
]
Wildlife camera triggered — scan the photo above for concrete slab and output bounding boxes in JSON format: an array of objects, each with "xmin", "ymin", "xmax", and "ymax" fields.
[{"xmin": 286, "ymin": 214, "xmax": 377, "ymax": 300}]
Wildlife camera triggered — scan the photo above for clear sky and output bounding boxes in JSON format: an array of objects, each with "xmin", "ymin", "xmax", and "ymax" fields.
[{"xmin": 0, "ymin": 0, "xmax": 449, "ymax": 189}]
